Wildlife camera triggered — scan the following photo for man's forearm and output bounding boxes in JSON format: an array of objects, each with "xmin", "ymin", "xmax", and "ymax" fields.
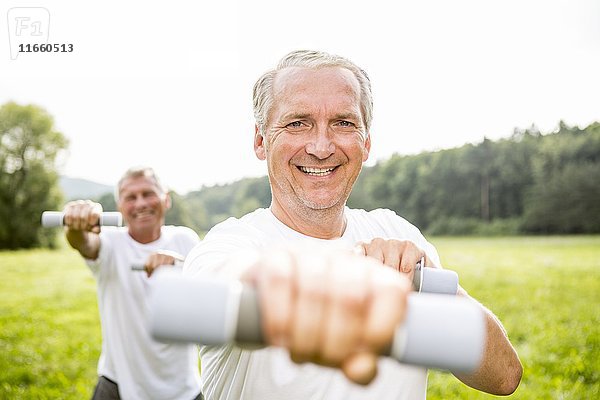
[
  {"xmin": 453, "ymin": 288, "xmax": 523, "ymax": 395},
  {"xmin": 65, "ymin": 229, "xmax": 100, "ymax": 260}
]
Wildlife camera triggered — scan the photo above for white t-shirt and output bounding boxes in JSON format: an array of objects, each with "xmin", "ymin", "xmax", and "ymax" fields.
[
  {"xmin": 185, "ymin": 207, "xmax": 441, "ymax": 400},
  {"xmin": 86, "ymin": 225, "xmax": 202, "ymax": 400}
]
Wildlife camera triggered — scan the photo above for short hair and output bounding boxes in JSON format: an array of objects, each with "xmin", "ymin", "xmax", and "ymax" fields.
[
  {"xmin": 115, "ymin": 166, "xmax": 167, "ymax": 201},
  {"xmin": 252, "ymin": 49, "xmax": 373, "ymax": 137}
]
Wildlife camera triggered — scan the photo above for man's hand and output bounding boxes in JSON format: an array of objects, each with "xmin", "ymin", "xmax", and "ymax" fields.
[
  {"xmin": 144, "ymin": 250, "xmax": 184, "ymax": 277},
  {"xmin": 355, "ymin": 238, "xmax": 434, "ymax": 285},
  {"xmin": 63, "ymin": 200, "xmax": 103, "ymax": 259},
  {"xmin": 63, "ymin": 200, "xmax": 103, "ymax": 234},
  {"xmin": 242, "ymin": 244, "xmax": 412, "ymax": 385}
]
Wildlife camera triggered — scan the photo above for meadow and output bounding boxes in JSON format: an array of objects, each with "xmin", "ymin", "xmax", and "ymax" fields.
[{"xmin": 0, "ymin": 236, "xmax": 598, "ymax": 399}]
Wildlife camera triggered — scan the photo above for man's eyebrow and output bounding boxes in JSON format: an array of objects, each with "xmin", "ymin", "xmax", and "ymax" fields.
[
  {"xmin": 278, "ymin": 112, "xmax": 311, "ymax": 122},
  {"xmin": 279, "ymin": 111, "xmax": 362, "ymax": 121},
  {"xmin": 281, "ymin": 111, "xmax": 310, "ymax": 120},
  {"xmin": 333, "ymin": 112, "xmax": 361, "ymax": 121}
]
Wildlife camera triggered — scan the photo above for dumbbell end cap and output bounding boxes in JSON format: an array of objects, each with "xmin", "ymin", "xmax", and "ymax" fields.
[
  {"xmin": 41, "ymin": 211, "xmax": 64, "ymax": 227},
  {"xmin": 100, "ymin": 212, "xmax": 123, "ymax": 227}
]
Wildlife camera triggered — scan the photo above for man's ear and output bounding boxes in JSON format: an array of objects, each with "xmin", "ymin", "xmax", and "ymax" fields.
[
  {"xmin": 254, "ymin": 125, "xmax": 266, "ymax": 160},
  {"xmin": 362, "ymin": 132, "xmax": 371, "ymax": 162},
  {"xmin": 163, "ymin": 192, "xmax": 172, "ymax": 210}
]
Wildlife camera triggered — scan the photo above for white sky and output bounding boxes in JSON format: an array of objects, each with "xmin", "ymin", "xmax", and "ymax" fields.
[{"xmin": 1, "ymin": 0, "xmax": 599, "ymax": 194}]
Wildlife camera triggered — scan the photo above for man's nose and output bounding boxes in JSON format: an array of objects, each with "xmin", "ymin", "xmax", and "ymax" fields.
[
  {"xmin": 305, "ymin": 126, "xmax": 335, "ymax": 159},
  {"xmin": 134, "ymin": 195, "xmax": 148, "ymax": 207}
]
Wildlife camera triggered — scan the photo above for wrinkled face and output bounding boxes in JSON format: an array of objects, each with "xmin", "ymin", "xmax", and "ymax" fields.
[
  {"xmin": 117, "ymin": 175, "xmax": 170, "ymax": 234},
  {"xmin": 255, "ymin": 66, "xmax": 371, "ymax": 214}
]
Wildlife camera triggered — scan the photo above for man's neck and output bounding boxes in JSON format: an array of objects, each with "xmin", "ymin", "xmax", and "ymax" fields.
[
  {"xmin": 128, "ymin": 226, "xmax": 162, "ymax": 244},
  {"xmin": 270, "ymin": 199, "xmax": 346, "ymax": 239}
]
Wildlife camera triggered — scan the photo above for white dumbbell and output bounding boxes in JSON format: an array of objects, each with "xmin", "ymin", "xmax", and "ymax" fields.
[
  {"xmin": 41, "ymin": 211, "xmax": 123, "ymax": 227},
  {"xmin": 149, "ymin": 270, "xmax": 485, "ymax": 373},
  {"xmin": 413, "ymin": 261, "xmax": 459, "ymax": 295}
]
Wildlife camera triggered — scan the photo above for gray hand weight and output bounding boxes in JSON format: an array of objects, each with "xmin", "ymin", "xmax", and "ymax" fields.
[
  {"xmin": 41, "ymin": 211, "xmax": 123, "ymax": 227},
  {"xmin": 413, "ymin": 262, "xmax": 459, "ymax": 295},
  {"xmin": 149, "ymin": 270, "xmax": 485, "ymax": 373}
]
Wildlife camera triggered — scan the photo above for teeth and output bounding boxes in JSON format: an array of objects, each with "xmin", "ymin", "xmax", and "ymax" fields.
[{"xmin": 299, "ymin": 166, "xmax": 335, "ymax": 176}]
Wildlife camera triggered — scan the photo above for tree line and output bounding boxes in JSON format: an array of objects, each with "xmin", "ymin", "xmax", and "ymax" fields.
[
  {"xmin": 348, "ymin": 121, "xmax": 600, "ymax": 235},
  {"xmin": 1, "ymin": 101, "xmax": 598, "ymax": 248}
]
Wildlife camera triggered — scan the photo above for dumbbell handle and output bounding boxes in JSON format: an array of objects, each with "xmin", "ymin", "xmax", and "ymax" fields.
[
  {"xmin": 41, "ymin": 211, "xmax": 123, "ymax": 227},
  {"xmin": 149, "ymin": 271, "xmax": 485, "ymax": 373},
  {"xmin": 131, "ymin": 261, "xmax": 183, "ymax": 271},
  {"xmin": 414, "ymin": 263, "xmax": 459, "ymax": 295}
]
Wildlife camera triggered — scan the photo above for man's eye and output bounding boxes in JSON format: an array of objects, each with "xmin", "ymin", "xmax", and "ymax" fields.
[
  {"xmin": 286, "ymin": 121, "xmax": 304, "ymax": 128},
  {"xmin": 336, "ymin": 120, "xmax": 355, "ymax": 127}
]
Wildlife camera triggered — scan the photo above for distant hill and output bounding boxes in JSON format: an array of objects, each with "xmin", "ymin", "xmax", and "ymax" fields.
[{"xmin": 59, "ymin": 176, "xmax": 113, "ymax": 201}]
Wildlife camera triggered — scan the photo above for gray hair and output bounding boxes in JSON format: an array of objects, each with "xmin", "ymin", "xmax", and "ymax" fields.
[
  {"xmin": 115, "ymin": 166, "xmax": 167, "ymax": 201},
  {"xmin": 253, "ymin": 49, "xmax": 373, "ymax": 137}
]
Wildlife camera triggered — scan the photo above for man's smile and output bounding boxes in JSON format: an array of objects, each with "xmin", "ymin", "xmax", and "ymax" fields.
[
  {"xmin": 297, "ymin": 166, "xmax": 338, "ymax": 177},
  {"xmin": 132, "ymin": 209, "xmax": 155, "ymax": 219}
]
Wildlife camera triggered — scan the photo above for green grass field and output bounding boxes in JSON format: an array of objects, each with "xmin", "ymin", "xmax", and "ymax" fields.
[{"xmin": 1, "ymin": 236, "xmax": 598, "ymax": 399}]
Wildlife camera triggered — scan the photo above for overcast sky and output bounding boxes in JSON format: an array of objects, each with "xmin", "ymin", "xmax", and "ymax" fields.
[{"xmin": 1, "ymin": 0, "xmax": 599, "ymax": 194}]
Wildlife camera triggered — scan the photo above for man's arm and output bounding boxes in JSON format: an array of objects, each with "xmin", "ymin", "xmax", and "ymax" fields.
[
  {"xmin": 358, "ymin": 237, "xmax": 522, "ymax": 394},
  {"xmin": 452, "ymin": 287, "xmax": 523, "ymax": 395},
  {"xmin": 63, "ymin": 200, "xmax": 103, "ymax": 260}
]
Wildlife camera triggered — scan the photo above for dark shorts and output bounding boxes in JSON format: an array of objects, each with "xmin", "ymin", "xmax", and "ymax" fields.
[{"xmin": 91, "ymin": 376, "xmax": 204, "ymax": 400}]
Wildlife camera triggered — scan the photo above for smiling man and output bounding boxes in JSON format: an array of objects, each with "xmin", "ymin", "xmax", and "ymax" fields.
[
  {"xmin": 257, "ymin": 65, "xmax": 370, "ymax": 238},
  {"xmin": 185, "ymin": 50, "xmax": 522, "ymax": 399},
  {"xmin": 62, "ymin": 167, "xmax": 202, "ymax": 400}
]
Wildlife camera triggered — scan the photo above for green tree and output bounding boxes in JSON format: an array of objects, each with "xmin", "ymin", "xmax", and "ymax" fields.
[
  {"xmin": 0, "ymin": 102, "xmax": 68, "ymax": 248},
  {"xmin": 96, "ymin": 192, "xmax": 117, "ymax": 211},
  {"xmin": 232, "ymin": 177, "xmax": 271, "ymax": 217},
  {"xmin": 523, "ymin": 122, "xmax": 600, "ymax": 233},
  {"xmin": 165, "ymin": 191, "xmax": 195, "ymax": 228}
]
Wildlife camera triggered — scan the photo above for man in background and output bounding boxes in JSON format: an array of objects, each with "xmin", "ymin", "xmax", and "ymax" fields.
[{"xmin": 63, "ymin": 166, "xmax": 202, "ymax": 400}]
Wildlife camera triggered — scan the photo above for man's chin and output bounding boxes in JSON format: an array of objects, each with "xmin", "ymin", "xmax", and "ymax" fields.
[
  {"xmin": 299, "ymin": 196, "xmax": 344, "ymax": 211},
  {"xmin": 128, "ymin": 216, "xmax": 159, "ymax": 227}
]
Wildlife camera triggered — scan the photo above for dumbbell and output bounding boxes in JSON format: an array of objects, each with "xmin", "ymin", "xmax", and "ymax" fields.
[
  {"xmin": 41, "ymin": 211, "xmax": 123, "ymax": 227},
  {"xmin": 131, "ymin": 251, "xmax": 185, "ymax": 271},
  {"xmin": 413, "ymin": 261, "xmax": 458, "ymax": 295},
  {"xmin": 131, "ymin": 262, "xmax": 183, "ymax": 272},
  {"xmin": 149, "ymin": 270, "xmax": 485, "ymax": 373}
]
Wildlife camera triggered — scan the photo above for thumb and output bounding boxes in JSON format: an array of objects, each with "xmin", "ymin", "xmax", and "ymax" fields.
[{"xmin": 341, "ymin": 351, "xmax": 378, "ymax": 385}]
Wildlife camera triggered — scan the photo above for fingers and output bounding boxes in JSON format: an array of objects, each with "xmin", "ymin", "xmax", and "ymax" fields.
[
  {"xmin": 63, "ymin": 200, "xmax": 103, "ymax": 232},
  {"xmin": 320, "ymin": 254, "xmax": 369, "ymax": 365},
  {"xmin": 289, "ymin": 252, "xmax": 328, "ymax": 362},
  {"xmin": 144, "ymin": 252, "xmax": 183, "ymax": 277},
  {"xmin": 364, "ymin": 265, "xmax": 410, "ymax": 352},
  {"xmin": 257, "ymin": 249, "xmax": 295, "ymax": 347},
  {"xmin": 256, "ymin": 245, "xmax": 411, "ymax": 385},
  {"xmin": 359, "ymin": 238, "xmax": 427, "ymax": 284}
]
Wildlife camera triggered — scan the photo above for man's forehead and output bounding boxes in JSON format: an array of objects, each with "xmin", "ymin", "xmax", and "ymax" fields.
[
  {"xmin": 272, "ymin": 67, "xmax": 361, "ymax": 114},
  {"xmin": 273, "ymin": 66, "xmax": 360, "ymax": 93},
  {"xmin": 119, "ymin": 175, "xmax": 161, "ymax": 193}
]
